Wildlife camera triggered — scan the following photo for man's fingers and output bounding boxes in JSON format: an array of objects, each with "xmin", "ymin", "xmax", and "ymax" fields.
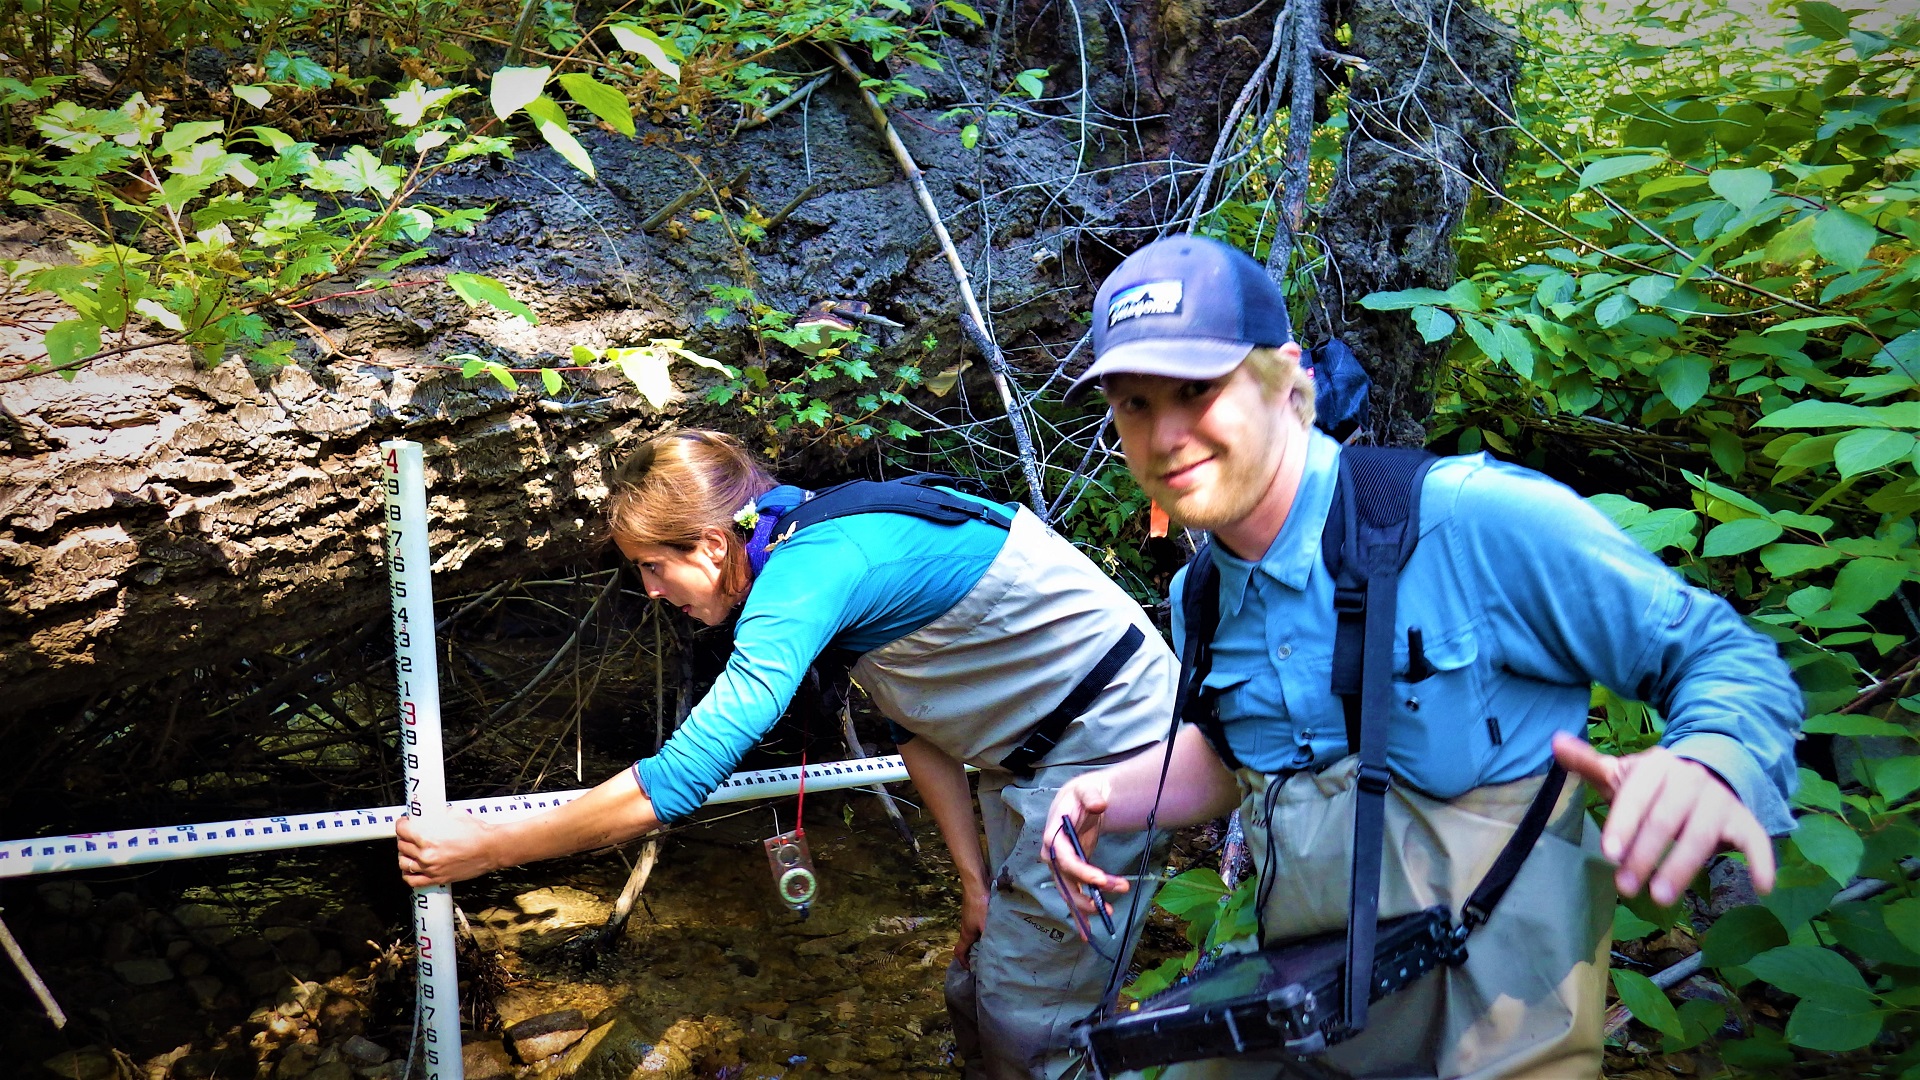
[
  {"xmin": 1736, "ymin": 815, "xmax": 1777, "ymax": 895},
  {"xmin": 1609, "ymin": 759, "xmax": 1677, "ymax": 896},
  {"xmin": 1551, "ymin": 733, "xmax": 1620, "ymax": 799},
  {"xmin": 1651, "ymin": 807, "xmax": 1723, "ymax": 907}
]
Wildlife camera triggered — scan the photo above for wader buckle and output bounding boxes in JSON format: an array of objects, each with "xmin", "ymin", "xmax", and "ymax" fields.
[{"xmin": 1356, "ymin": 763, "xmax": 1393, "ymax": 796}]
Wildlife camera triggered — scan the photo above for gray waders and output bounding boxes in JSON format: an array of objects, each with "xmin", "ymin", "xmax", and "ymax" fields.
[
  {"xmin": 853, "ymin": 507, "xmax": 1179, "ymax": 1079},
  {"xmin": 1163, "ymin": 760, "xmax": 1613, "ymax": 1080}
]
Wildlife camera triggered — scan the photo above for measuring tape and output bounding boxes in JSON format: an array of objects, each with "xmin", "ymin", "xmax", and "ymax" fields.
[{"xmin": 0, "ymin": 754, "xmax": 911, "ymax": 880}]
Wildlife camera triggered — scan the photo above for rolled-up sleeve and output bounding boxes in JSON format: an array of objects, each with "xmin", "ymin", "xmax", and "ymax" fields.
[{"xmin": 1454, "ymin": 463, "xmax": 1802, "ymax": 835}]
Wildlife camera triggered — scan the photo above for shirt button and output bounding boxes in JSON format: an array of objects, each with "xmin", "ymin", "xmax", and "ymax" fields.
[
  {"xmin": 1300, "ymin": 728, "xmax": 1315, "ymax": 741},
  {"xmin": 1276, "ymin": 643, "xmax": 1293, "ymax": 660}
]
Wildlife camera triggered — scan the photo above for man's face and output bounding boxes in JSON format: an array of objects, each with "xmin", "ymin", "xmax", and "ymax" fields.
[{"xmin": 1102, "ymin": 356, "xmax": 1300, "ymax": 532}]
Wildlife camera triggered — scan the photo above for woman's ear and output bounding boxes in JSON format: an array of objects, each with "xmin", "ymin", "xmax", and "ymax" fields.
[{"xmin": 696, "ymin": 525, "xmax": 736, "ymax": 566}]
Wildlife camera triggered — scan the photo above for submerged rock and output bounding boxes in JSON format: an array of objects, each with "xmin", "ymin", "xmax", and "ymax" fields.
[{"xmin": 506, "ymin": 1008, "xmax": 589, "ymax": 1062}]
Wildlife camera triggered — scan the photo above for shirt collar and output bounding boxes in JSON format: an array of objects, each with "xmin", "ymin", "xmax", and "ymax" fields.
[{"xmin": 1209, "ymin": 428, "xmax": 1342, "ymax": 616}]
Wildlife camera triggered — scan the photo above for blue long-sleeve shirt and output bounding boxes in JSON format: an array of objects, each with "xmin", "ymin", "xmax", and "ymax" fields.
[
  {"xmin": 635, "ymin": 486, "xmax": 1012, "ymax": 821},
  {"xmin": 1172, "ymin": 429, "xmax": 1803, "ymax": 834}
]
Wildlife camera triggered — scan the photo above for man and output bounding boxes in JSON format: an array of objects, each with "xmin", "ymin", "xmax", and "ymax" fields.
[{"xmin": 1043, "ymin": 236, "xmax": 1801, "ymax": 1078}]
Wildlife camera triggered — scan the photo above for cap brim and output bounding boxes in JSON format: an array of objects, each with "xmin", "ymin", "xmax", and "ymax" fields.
[{"xmin": 1064, "ymin": 339, "xmax": 1255, "ymax": 405}]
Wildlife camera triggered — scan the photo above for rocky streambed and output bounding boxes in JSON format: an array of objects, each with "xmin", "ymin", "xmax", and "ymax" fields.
[{"xmin": 7, "ymin": 789, "xmax": 1006, "ymax": 1080}]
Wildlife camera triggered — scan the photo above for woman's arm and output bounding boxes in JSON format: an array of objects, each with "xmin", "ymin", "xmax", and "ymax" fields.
[
  {"xmin": 899, "ymin": 737, "xmax": 992, "ymax": 969},
  {"xmin": 397, "ymin": 768, "xmax": 660, "ymax": 886}
]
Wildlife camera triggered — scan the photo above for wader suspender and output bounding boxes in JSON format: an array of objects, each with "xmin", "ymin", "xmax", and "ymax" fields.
[
  {"xmin": 1182, "ymin": 448, "xmax": 1569, "ymax": 1038},
  {"xmin": 770, "ymin": 475, "xmax": 1145, "ymax": 778}
]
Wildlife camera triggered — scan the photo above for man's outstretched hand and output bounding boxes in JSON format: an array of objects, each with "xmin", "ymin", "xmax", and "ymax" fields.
[{"xmin": 1552, "ymin": 732, "xmax": 1775, "ymax": 906}]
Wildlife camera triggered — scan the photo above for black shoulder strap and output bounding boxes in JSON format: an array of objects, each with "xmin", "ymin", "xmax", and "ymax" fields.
[
  {"xmin": 1177, "ymin": 542, "xmax": 1241, "ymax": 770},
  {"xmin": 1328, "ymin": 445, "xmax": 1436, "ymax": 1035},
  {"xmin": 776, "ymin": 474, "xmax": 1011, "ymax": 538}
]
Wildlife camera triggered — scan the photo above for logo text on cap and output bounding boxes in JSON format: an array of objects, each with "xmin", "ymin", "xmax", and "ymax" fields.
[{"xmin": 1107, "ymin": 281, "xmax": 1183, "ymax": 327}]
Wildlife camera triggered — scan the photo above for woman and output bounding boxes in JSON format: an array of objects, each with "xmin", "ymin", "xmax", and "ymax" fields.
[{"xmin": 397, "ymin": 429, "xmax": 1178, "ymax": 1079}]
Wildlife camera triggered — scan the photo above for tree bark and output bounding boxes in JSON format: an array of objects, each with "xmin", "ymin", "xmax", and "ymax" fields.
[{"xmin": 1306, "ymin": 0, "xmax": 1520, "ymax": 445}]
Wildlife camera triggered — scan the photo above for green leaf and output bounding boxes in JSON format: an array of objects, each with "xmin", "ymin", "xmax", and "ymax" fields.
[
  {"xmin": 1801, "ymin": 713, "xmax": 1908, "ymax": 737},
  {"xmin": 1359, "ymin": 287, "xmax": 1453, "ymax": 311},
  {"xmin": 1576, "ymin": 154, "xmax": 1664, "ymax": 191},
  {"xmin": 1155, "ymin": 868, "xmax": 1229, "ymax": 917},
  {"xmin": 43, "ymin": 318, "xmax": 103, "ymax": 366},
  {"xmin": 232, "ymin": 84, "xmax": 271, "ymax": 109},
  {"xmin": 536, "ymin": 120, "xmax": 596, "ymax": 179},
  {"xmin": 1886, "ymin": 897, "xmax": 1920, "ymax": 956},
  {"xmin": 1015, "ymin": 68, "xmax": 1046, "ymax": 99},
  {"xmin": 483, "ymin": 361, "xmax": 517, "ymax": 392},
  {"xmin": 612, "ymin": 348, "xmax": 675, "ymax": 408},
  {"xmin": 490, "ymin": 65, "xmax": 551, "ymax": 120},
  {"xmin": 1758, "ymin": 543, "xmax": 1844, "ymax": 577},
  {"xmin": 1786, "ymin": 997, "xmax": 1883, "ymax": 1052},
  {"xmin": 446, "ymin": 272, "xmax": 537, "ymax": 324},
  {"xmin": 1828, "ymin": 556, "xmax": 1905, "ymax": 614},
  {"xmin": 1796, "ymin": 1, "xmax": 1851, "ymax": 40},
  {"xmin": 1612, "ymin": 904, "xmax": 1661, "ymax": 941},
  {"xmin": 1702, "ymin": 517, "xmax": 1783, "ymax": 557},
  {"xmin": 382, "ymin": 81, "xmax": 460, "ymax": 127},
  {"xmin": 1595, "ymin": 293, "xmax": 1636, "ymax": 328},
  {"xmin": 942, "ymin": 0, "xmax": 985, "ymax": 24},
  {"xmin": 1656, "ymin": 354, "xmax": 1710, "ymax": 411},
  {"xmin": 1813, "ymin": 209, "xmax": 1877, "ymax": 272},
  {"xmin": 1756, "ymin": 400, "xmax": 1888, "ymax": 429},
  {"xmin": 608, "ymin": 24, "xmax": 682, "ymax": 81},
  {"xmin": 311, "ymin": 145, "xmax": 403, "ymax": 198},
  {"xmin": 1627, "ymin": 275, "xmax": 1674, "ymax": 306},
  {"xmin": 1700, "ymin": 905, "xmax": 1788, "ymax": 967},
  {"xmin": 1792, "ymin": 813, "xmax": 1863, "ymax": 886},
  {"xmin": 1411, "ymin": 305, "xmax": 1456, "ymax": 344},
  {"xmin": 557, "ymin": 73, "xmax": 635, "ymax": 137},
  {"xmin": 960, "ymin": 123, "xmax": 979, "ymax": 149},
  {"xmin": 1833, "ymin": 429, "xmax": 1917, "ymax": 477},
  {"xmin": 1708, "ymin": 167, "xmax": 1772, "ymax": 211},
  {"xmin": 540, "ymin": 368, "xmax": 564, "ymax": 395},
  {"xmin": 1611, "ymin": 970, "xmax": 1684, "ymax": 1039},
  {"xmin": 1870, "ymin": 756, "xmax": 1920, "ymax": 805},
  {"xmin": 1745, "ymin": 943, "xmax": 1871, "ymax": 1002}
]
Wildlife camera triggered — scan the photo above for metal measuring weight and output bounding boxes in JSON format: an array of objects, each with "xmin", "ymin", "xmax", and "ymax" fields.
[{"xmin": 762, "ymin": 829, "xmax": 818, "ymax": 915}]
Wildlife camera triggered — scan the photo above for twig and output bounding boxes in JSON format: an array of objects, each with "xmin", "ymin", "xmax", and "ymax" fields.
[
  {"xmin": 757, "ymin": 182, "xmax": 823, "ymax": 238},
  {"xmin": 841, "ymin": 699, "xmax": 918, "ymax": 855},
  {"xmin": 0, "ymin": 909, "xmax": 67, "ymax": 1029},
  {"xmin": 596, "ymin": 839, "xmax": 660, "ymax": 952},
  {"xmin": 1266, "ymin": 0, "xmax": 1321, "ymax": 279},
  {"xmin": 1186, "ymin": 6, "xmax": 1291, "ymax": 233},
  {"xmin": 485, "ymin": 573, "xmax": 618, "ymax": 722},
  {"xmin": 735, "ymin": 72, "xmax": 833, "ymax": 135},
  {"xmin": 828, "ymin": 43, "xmax": 1050, "ymax": 522},
  {"xmin": 641, "ymin": 166, "xmax": 750, "ymax": 233}
]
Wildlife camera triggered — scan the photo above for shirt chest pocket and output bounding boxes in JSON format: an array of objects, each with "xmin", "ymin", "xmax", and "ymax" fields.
[{"xmin": 1389, "ymin": 623, "xmax": 1489, "ymax": 798}]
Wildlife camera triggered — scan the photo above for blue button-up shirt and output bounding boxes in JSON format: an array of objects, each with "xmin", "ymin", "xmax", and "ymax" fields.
[{"xmin": 1172, "ymin": 429, "xmax": 1802, "ymax": 834}]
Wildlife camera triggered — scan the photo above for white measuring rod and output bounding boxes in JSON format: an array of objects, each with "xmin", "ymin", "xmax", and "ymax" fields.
[
  {"xmin": 383, "ymin": 440, "xmax": 461, "ymax": 1080},
  {"xmin": 0, "ymin": 755, "xmax": 911, "ymax": 880}
]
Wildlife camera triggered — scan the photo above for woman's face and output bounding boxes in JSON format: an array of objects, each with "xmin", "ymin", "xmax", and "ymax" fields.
[{"xmin": 618, "ymin": 529, "xmax": 741, "ymax": 625}]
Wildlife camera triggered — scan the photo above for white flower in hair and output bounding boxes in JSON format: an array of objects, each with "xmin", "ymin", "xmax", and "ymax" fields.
[{"xmin": 734, "ymin": 499, "xmax": 761, "ymax": 532}]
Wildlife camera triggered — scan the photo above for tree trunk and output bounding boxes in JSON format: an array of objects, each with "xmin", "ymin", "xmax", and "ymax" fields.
[
  {"xmin": 0, "ymin": 5, "xmax": 1269, "ymax": 719},
  {"xmin": 1307, "ymin": 0, "xmax": 1520, "ymax": 445}
]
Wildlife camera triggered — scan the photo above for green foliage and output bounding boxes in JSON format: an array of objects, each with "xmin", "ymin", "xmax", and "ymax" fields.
[
  {"xmin": 1390, "ymin": 0, "xmax": 1920, "ymax": 1063},
  {"xmin": 1125, "ymin": 870, "xmax": 1259, "ymax": 1001},
  {"xmin": 5, "ymin": 85, "xmax": 502, "ymax": 377}
]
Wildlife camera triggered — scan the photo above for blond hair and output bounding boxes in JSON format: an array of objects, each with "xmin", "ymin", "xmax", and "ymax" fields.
[
  {"xmin": 1242, "ymin": 346, "xmax": 1317, "ymax": 428},
  {"xmin": 607, "ymin": 430, "xmax": 776, "ymax": 597}
]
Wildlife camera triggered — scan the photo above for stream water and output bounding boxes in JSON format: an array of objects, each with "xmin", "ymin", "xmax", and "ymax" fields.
[{"xmin": 6, "ymin": 782, "xmax": 1190, "ymax": 1079}]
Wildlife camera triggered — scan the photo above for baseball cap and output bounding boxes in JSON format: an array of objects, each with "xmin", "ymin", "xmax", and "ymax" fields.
[{"xmin": 1066, "ymin": 235, "xmax": 1294, "ymax": 404}]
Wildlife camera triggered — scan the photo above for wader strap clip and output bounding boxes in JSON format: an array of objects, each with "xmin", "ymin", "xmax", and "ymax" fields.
[
  {"xmin": 1355, "ymin": 763, "xmax": 1393, "ymax": 796},
  {"xmin": 1001, "ymin": 624, "xmax": 1146, "ymax": 779}
]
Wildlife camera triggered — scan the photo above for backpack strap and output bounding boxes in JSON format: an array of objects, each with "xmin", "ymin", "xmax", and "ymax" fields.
[
  {"xmin": 1176, "ymin": 542, "xmax": 1242, "ymax": 771},
  {"xmin": 774, "ymin": 474, "xmax": 1011, "ymax": 540},
  {"xmin": 1325, "ymin": 446, "xmax": 1436, "ymax": 1035}
]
